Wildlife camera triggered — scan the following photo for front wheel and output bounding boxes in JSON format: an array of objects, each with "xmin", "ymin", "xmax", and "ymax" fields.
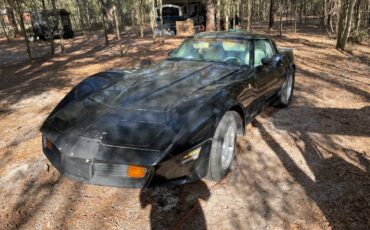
[
  {"xmin": 206, "ymin": 111, "xmax": 241, "ymax": 181},
  {"xmin": 273, "ymin": 69, "xmax": 295, "ymax": 107}
]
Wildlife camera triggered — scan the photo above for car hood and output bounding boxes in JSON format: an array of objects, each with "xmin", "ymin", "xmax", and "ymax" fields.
[
  {"xmin": 41, "ymin": 60, "xmax": 238, "ymax": 150},
  {"xmin": 104, "ymin": 60, "xmax": 237, "ymax": 111}
]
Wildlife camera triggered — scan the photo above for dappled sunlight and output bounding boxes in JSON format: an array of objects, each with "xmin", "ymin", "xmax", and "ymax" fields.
[{"xmin": 0, "ymin": 21, "xmax": 369, "ymax": 229}]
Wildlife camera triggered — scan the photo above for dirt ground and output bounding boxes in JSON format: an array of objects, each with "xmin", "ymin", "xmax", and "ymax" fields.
[{"xmin": 0, "ymin": 24, "xmax": 369, "ymax": 230}]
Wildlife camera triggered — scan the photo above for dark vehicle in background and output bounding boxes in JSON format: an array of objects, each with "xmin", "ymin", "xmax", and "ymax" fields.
[
  {"xmin": 155, "ymin": 4, "xmax": 187, "ymax": 35},
  {"xmin": 155, "ymin": 4, "xmax": 206, "ymax": 35},
  {"xmin": 31, "ymin": 9, "xmax": 74, "ymax": 40},
  {"xmin": 40, "ymin": 32, "xmax": 295, "ymax": 188}
]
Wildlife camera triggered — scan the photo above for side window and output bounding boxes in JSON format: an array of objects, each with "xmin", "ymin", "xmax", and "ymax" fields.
[
  {"xmin": 265, "ymin": 41, "xmax": 275, "ymax": 58},
  {"xmin": 254, "ymin": 40, "xmax": 275, "ymax": 67}
]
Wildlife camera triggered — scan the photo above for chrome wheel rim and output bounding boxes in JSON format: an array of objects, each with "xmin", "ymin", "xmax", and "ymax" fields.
[
  {"xmin": 221, "ymin": 126, "xmax": 236, "ymax": 169},
  {"xmin": 285, "ymin": 73, "xmax": 293, "ymax": 101}
]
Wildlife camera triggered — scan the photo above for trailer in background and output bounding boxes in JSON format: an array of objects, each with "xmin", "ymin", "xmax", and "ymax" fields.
[{"xmin": 31, "ymin": 9, "xmax": 74, "ymax": 40}]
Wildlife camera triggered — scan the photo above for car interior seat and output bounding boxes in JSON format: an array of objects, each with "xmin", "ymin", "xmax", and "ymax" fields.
[{"xmin": 254, "ymin": 41, "xmax": 267, "ymax": 66}]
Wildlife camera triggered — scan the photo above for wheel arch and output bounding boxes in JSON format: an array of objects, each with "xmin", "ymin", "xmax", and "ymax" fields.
[{"xmin": 229, "ymin": 103, "xmax": 246, "ymax": 135}]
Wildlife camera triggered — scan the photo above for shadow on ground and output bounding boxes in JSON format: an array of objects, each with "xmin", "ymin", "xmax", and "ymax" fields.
[
  {"xmin": 140, "ymin": 181, "xmax": 210, "ymax": 230},
  {"xmin": 254, "ymin": 118, "xmax": 370, "ymax": 229}
]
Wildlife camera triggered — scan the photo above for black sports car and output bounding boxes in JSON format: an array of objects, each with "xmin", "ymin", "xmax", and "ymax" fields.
[{"xmin": 41, "ymin": 32, "xmax": 295, "ymax": 188}]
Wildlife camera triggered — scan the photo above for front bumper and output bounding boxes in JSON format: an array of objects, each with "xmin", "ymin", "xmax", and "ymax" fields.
[
  {"xmin": 42, "ymin": 138, "xmax": 212, "ymax": 188},
  {"xmin": 44, "ymin": 147, "xmax": 153, "ymax": 188}
]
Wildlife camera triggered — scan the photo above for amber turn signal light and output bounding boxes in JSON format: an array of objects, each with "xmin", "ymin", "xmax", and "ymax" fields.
[
  {"xmin": 45, "ymin": 138, "xmax": 54, "ymax": 150},
  {"xmin": 127, "ymin": 165, "xmax": 146, "ymax": 178}
]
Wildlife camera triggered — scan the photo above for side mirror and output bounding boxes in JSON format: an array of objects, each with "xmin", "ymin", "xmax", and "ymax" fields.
[
  {"xmin": 261, "ymin": 57, "xmax": 273, "ymax": 65},
  {"xmin": 167, "ymin": 50, "xmax": 174, "ymax": 56}
]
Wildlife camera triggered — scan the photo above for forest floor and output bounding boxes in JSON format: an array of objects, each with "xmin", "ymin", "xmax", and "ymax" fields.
[{"xmin": 0, "ymin": 24, "xmax": 369, "ymax": 230}]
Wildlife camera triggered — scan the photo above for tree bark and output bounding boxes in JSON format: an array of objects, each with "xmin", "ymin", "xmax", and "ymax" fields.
[
  {"xmin": 159, "ymin": 0, "xmax": 163, "ymax": 36},
  {"xmin": 225, "ymin": 0, "xmax": 229, "ymax": 31},
  {"xmin": 82, "ymin": 0, "xmax": 91, "ymax": 29},
  {"xmin": 240, "ymin": 0, "xmax": 251, "ymax": 31},
  {"xmin": 5, "ymin": 1, "xmax": 20, "ymax": 36},
  {"xmin": 139, "ymin": 0, "xmax": 144, "ymax": 37},
  {"xmin": 100, "ymin": 0, "xmax": 115, "ymax": 33},
  {"xmin": 247, "ymin": 0, "xmax": 252, "ymax": 31},
  {"xmin": 51, "ymin": 0, "xmax": 64, "ymax": 54},
  {"xmin": 15, "ymin": 0, "xmax": 32, "ymax": 61},
  {"xmin": 322, "ymin": 0, "xmax": 328, "ymax": 27},
  {"xmin": 150, "ymin": 0, "xmax": 156, "ymax": 38},
  {"xmin": 116, "ymin": 0, "xmax": 124, "ymax": 30},
  {"xmin": 299, "ymin": 0, "xmax": 303, "ymax": 24},
  {"xmin": 100, "ymin": 0, "xmax": 110, "ymax": 45},
  {"xmin": 353, "ymin": 0, "xmax": 361, "ymax": 31},
  {"xmin": 113, "ymin": 5, "xmax": 123, "ymax": 56},
  {"xmin": 340, "ymin": 0, "xmax": 357, "ymax": 49},
  {"xmin": 0, "ymin": 12, "xmax": 10, "ymax": 42},
  {"xmin": 76, "ymin": 0, "xmax": 85, "ymax": 31},
  {"xmin": 336, "ymin": 0, "xmax": 357, "ymax": 50},
  {"xmin": 279, "ymin": 4, "xmax": 283, "ymax": 36},
  {"xmin": 41, "ymin": 0, "xmax": 47, "ymax": 10},
  {"xmin": 269, "ymin": 0, "xmax": 275, "ymax": 29},
  {"xmin": 336, "ymin": 0, "xmax": 348, "ymax": 47},
  {"xmin": 216, "ymin": 0, "xmax": 221, "ymax": 31},
  {"xmin": 206, "ymin": 0, "xmax": 216, "ymax": 31}
]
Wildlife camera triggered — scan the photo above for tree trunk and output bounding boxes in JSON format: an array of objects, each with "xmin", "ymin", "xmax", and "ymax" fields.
[
  {"xmin": 5, "ymin": 0, "xmax": 20, "ymax": 36},
  {"xmin": 240, "ymin": 0, "xmax": 251, "ymax": 31},
  {"xmin": 15, "ymin": 0, "xmax": 32, "ymax": 61},
  {"xmin": 354, "ymin": 0, "xmax": 361, "ymax": 31},
  {"xmin": 116, "ymin": 0, "xmax": 124, "ymax": 30},
  {"xmin": 206, "ymin": 0, "xmax": 216, "ymax": 31},
  {"xmin": 294, "ymin": 10, "xmax": 297, "ymax": 33},
  {"xmin": 0, "ymin": 12, "xmax": 10, "ymax": 42},
  {"xmin": 159, "ymin": 0, "xmax": 163, "ymax": 36},
  {"xmin": 216, "ymin": 0, "xmax": 221, "ymax": 31},
  {"xmin": 139, "ymin": 0, "xmax": 144, "ymax": 37},
  {"xmin": 269, "ymin": 0, "xmax": 275, "ymax": 29},
  {"xmin": 100, "ymin": 0, "xmax": 109, "ymax": 45},
  {"xmin": 41, "ymin": 0, "xmax": 47, "ymax": 10},
  {"xmin": 299, "ymin": 0, "xmax": 303, "ymax": 24},
  {"xmin": 339, "ymin": 0, "xmax": 357, "ymax": 49},
  {"xmin": 113, "ymin": 5, "xmax": 123, "ymax": 56},
  {"xmin": 100, "ymin": 0, "xmax": 115, "ymax": 33},
  {"xmin": 51, "ymin": 0, "xmax": 64, "ymax": 54},
  {"xmin": 246, "ymin": 0, "xmax": 252, "ymax": 31},
  {"xmin": 76, "ymin": 0, "xmax": 85, "ymax": 31},
  {"xmin": 304, "ymin": 0, "xmax": 307, "ymax": 23},
  {"xmin": 48, "ymin": 0, "xmax": 56, "ymax": 56},
  {"xmin": 150, "ymin": 0, "xmax": 156, "ymax": 38},
  {"xmin": 233, "ymin": 4, "xmax": 236, "ymax": 29},
  {"xmin": 279, "ymin": 5, "xmax": 283, "ymax": 36},
  {"xmin": 225, "ymin": 1, "xmax": 230, "ymax": 31},
  {"xmin": 322, "ymin": 0, "xmax": 328, "ymax": 27},
  {"xmin": 82, "ymin": 0, "xmax": 91, "ymax": 29},
  {"xmin": 336, "ymin": 0, "xmax": 347, "ymax": 47}
]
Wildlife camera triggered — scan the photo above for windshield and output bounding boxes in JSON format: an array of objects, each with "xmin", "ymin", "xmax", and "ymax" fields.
[{"xmin": 171, "ymin": 38, "xmax": 251, "ymax": 66}]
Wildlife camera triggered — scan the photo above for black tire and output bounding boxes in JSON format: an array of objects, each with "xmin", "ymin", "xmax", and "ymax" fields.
[
  {"xmin": 273, "ymin": 68, "xmax": 295, "ymax": 107},
  {"xmin": 206, "ymin": 111, "xmax": 241, "ymax": 181}
]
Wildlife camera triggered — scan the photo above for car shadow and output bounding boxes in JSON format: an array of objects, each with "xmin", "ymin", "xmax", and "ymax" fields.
[
  {"xmin": 140, "ymin": 180, "xmax": 210, "ymax": 230},
  {"xmin": 272, "ymin": 105, "xmax": 370, "ymax": 137},
  {"xmin": 253, "ymin": 104, "xmax": 370, "ymax": 229}
]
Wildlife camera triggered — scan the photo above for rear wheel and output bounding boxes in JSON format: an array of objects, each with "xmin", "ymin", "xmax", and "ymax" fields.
[
  {"xmin": 206, "ymin": 111, "xmax": 241, "ymax": 181},
  {"xmin": 274, "ymin": 68, "xmax": 295, "ymax": 107}
]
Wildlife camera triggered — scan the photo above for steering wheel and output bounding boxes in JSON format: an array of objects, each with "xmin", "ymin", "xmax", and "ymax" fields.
[{"xmin": 223, "ymin": 56, "xmax": 243, "ymax": 64}]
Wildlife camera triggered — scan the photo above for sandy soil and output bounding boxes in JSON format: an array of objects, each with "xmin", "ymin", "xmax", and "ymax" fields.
[{"xmin": 0, "ymin": 24, "xmax": 369, "ymax": 230}]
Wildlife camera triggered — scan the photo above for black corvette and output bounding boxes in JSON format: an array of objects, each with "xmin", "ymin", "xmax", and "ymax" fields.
[{"xmin": 41, "ymin": 32, "xmax": 295, "ymax": 188}]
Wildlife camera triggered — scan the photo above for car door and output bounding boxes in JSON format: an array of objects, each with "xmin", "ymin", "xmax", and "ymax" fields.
[
  {"xmin": 250, "ymin": 39, "xmax": 280, "ymax": 108},
  {"xmin": 270, "ymin": 40, "xmax": 287, "ymax": 92}
]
